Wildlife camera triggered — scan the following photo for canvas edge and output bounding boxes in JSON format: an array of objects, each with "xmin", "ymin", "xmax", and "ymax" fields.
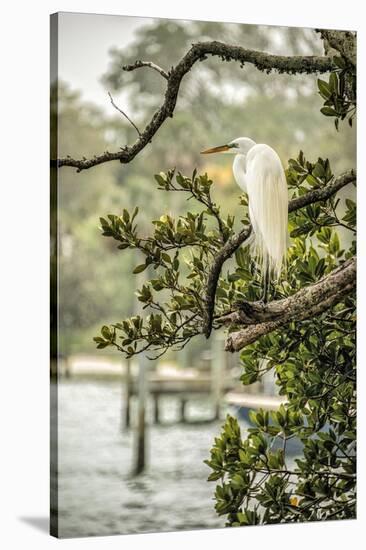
[{"xmin": 50, "ymin": 11, "xmax": 59, "ymax": 539}]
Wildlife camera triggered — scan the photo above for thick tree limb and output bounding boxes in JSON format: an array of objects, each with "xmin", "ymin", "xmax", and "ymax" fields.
[
  {"xmin": 224, "ymin": 256, "xmax": 356, "ymax": 352},
  {"xmin": 54, "ymin": 41, "xmax": 335, "ymax": 172},
  {"xmin": 202, "ymin": 169, "xmax": 356, "ymax": 338}
]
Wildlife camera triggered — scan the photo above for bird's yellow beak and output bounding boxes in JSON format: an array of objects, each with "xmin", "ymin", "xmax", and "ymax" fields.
[{"xmin": 200, "ymin": 144, "xmax": 230, "ymax": 154}]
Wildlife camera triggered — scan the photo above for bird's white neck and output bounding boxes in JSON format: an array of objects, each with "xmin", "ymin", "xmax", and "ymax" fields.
[{"xmin": 233, "ymin": 154, "xmax": 248, "ymax": 193}]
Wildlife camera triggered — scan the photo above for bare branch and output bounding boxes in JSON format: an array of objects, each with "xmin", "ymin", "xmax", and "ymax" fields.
[
  {"xmin": 108, "ymin": 91, "xmax": 141, "ymax": 136},
  {"xmin": 202, "ymin": 169, "xmax": 356, "ymax": 338},
  {"xmin": 123, "ymin": 60, "xmax": 169, "ymax": 80},
  {"xmin": 224, "ymin": 256, "xmax": 356, "ymax": 352},
  {"xmin": 54, "ymin": 40, "xmax": 335, "ymax": 172}
]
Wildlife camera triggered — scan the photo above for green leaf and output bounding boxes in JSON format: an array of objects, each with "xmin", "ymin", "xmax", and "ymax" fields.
[
  {"xmin": 133, "ymin": 263, "xmax": 147, "ymax": 274},
  {"xmin": 122, "ymin": 209, "xmax": 130, "ymax": 223},
  {"xmin": 317, "ymin": 226, "xmax": 332, "ymax": 243},
  {"xmin": 208, "ymin": 471, "xmax": 222, "ymax": 482},
  {"xmin": 329, "ymin": 72, "xmax": 338, "ymax": 94},
  {"xmin": 312, "ymin": 162, "xmax": 325, "ymax": 178},
  {"xmin": 131, "ymin": 206, "xmax": 139, "ymax": 222},
  {"xmin": 154, "ymin": 173, "xmax": 167, "ymax": 187},
  {"xmin": 290, "ymin": 223, "xmax": 313, "ymax": 238},
  {"xmin": 162, "ymin": 253, "xmax": 171, "ymax": 263},
  {"xmin": 96, "ymin": 342, "xmax": 109, "ymax": 349},
  {"xmin": 317, "ymin": 78, "xmax": 331, "ymax": 99},
  {"xmin": 235, "ymin": 248, "xmax": 247, "ymax": 269},
  {"xmin": 101, "ymin": 325, "xmax": 111, "ymax": 339},
  {"xmin": 151, "ymin": 279, "xmax": 164, "ymax": 291},
  {"xmin": 321, "ymin": 106, "xmax": 337, "ymax": 117},
  {"xmin": 329, "ymin": 232, "xmax": 340, "ymax": 254}
]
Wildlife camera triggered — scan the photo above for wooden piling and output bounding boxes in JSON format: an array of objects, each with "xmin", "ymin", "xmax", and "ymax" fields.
[
  {"xmin": 153, "ymin": 393, "xmax": 160, "ymax": 424},
  {"xmin": 180, "ymin": 398, "xmax": 187, "ymax": 423},
  {"xmin": 132, "ymin": 269, "xmax": 151, "ymax": 474},
  {"xmin": 122, "ymin": 359, "xmax": 132, "ymax": 430},
  {"xmin": 133, "ymin": 352, "xmax": 149, "ymax": 475},
  {"xmin": 211, "ymin": 332, "xmax": 225, "ymax": 420}
]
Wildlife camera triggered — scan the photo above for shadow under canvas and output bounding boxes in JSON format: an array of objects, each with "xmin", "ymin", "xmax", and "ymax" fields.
[{"xmin": 19, "ymin": 517, "xmax": 49, "ymax": 534}]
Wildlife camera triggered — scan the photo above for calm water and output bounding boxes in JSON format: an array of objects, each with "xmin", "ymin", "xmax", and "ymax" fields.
[{"xmin": 56, "ymin": 379, "xmax": 235, "ymax": 538}]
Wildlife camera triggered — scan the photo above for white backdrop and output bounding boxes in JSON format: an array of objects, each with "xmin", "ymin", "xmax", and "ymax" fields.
[{"xmin": 0, "ymin": 1, "xmax": 364, "ymax": 548}]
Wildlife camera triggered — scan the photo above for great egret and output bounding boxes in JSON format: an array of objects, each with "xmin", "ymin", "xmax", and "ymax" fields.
[{"xmin": 201, "ymin": 137, "xmax": 288, "ymax": 302}]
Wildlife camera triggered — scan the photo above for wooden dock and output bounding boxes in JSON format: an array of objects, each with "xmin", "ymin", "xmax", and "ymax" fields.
[
  {"xmin": 224, "ymin": 391, "xmax": 286, "ymax": 410},
  {"xmin": 57, "ymin": 346, "xmax": 287, "ymax": 474},
  {"xmin": 124, "ymin": 365, "xmax": 238, "ymax": 426},
  {"xmin": 223, "ymin": 391, "xmax": 287, "ymax": 423}
]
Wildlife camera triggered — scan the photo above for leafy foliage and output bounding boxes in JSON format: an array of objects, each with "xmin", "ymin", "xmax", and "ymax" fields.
[
  {"xmin": 93, "ymin": 150, "xmax": 356, "ymax": 524},
  {"xmin": 206, "ymin": 296, "xmax": 356, "ymax": 524},
  {"xmin": 205, "ymin": 384, "xmax": 355, "ymax": 525},
  {"xmin": 93, "ymin": 151, "xmax": 355, "ymax": 359},
  {"xmin": 317, "ymin": 55, "xmax": 356, "ymax": 129},
  {"xmin": 93, "ymin": 170, "xmax": 236, "ymax": 357},
  {"xmin": 204, "ymin": 152, "xmax": 356, "ymax": 525}
]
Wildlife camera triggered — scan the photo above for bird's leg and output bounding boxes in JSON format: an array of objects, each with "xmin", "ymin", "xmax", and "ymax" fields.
[{"xmin": 261, "ymin": 266, "xmax": 270, "ymax": 304}]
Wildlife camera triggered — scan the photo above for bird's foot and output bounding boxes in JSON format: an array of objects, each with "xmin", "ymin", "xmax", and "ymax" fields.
[
  {"xmin": 234, "ymin": 300, "xmax": 268, "ymax": 322},
  {"xmin": 259, "ymin": 290, "xmax": 270, "ymax": 305},
  {"xmin": 233, "ymin": 300, "xmax": 252, "ymax": 313}
]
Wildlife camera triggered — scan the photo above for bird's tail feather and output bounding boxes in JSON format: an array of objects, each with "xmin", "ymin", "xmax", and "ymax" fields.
[
  {"xmin": 242, "ymin": 171, "xmax": 288, "ymax": 285},
  {"xmin": 241, "ymin": 232, "xmax": 286, "ymax": 286}
]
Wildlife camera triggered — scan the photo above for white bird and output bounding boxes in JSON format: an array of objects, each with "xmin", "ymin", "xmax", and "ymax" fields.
[{"xmin": 201, "ymin": 137, "xmax": 288, "ymax": 302}]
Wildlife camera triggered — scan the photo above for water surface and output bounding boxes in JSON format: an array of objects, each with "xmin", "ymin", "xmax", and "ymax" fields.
[{"xmin": 56, "ymin": 379, "xmax": 228, "ymax": 538}]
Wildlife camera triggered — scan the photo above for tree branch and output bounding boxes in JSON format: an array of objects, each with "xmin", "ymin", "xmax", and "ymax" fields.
[
  {"xmin": 122, "ymin": 60, "xmax": 169, "ymax": 80},
  {"xmin": 54, "ymin": 41, "xmax": 335, "ymax": 172},
  {"xmin": 224, "ymin": 256, "xmax": 356, "ymax": 352},
  {"xmin": 316, "ymin": 30, "xmax": 356, "ymax": 67},
  {"xmin": 288, "ymin": 169, "xmax": 356, "ymax": 212},
  {"xmin": 108, "ymin": 91, "xmax": 141, "ymax": 136},
  {"xmin": 202, "ymin": 169, "xmax": 356, "ymax": 338}
]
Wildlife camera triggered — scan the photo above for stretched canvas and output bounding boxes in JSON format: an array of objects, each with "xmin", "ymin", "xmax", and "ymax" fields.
[{"xmin": 50, "ymin": 12, "xmax": 356, "ymax": 538}]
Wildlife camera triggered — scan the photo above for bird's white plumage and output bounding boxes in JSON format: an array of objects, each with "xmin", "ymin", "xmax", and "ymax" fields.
[
  {"xmin": 201, "ymin": 136, "xmax": 289, "ymax": 291},
  {"xmin": 232, "ymin": 154, "xmax": 248, "ymax": 193},
  {"xmin": 244, "ymin": 144, "xmax": 288, "ymax": 281},
  {"xmin": 229, "ymin": 139, "xmax": 288, "ymax": 283}
]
